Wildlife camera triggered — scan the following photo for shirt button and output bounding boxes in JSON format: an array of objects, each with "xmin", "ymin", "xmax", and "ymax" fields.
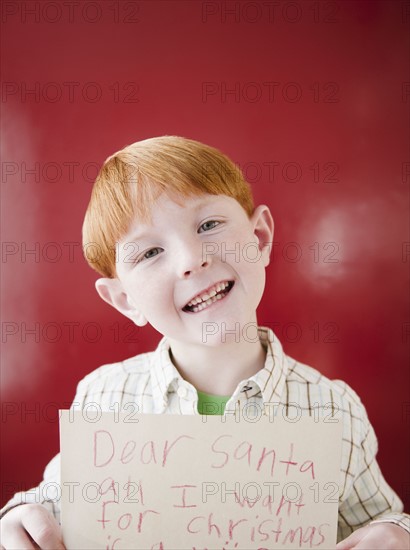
[{"xmin": 177, "ymin": 386, "xmax": 188, "ymax": 398}]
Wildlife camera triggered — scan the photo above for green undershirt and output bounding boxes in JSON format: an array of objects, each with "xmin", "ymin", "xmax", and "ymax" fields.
[{"xmin": 197, "ymin": 390, "xmax": 231, "ymax": 415}]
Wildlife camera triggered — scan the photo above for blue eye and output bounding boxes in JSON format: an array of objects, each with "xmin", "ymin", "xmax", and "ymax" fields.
[
  {"xmin": 199, "ymin": 220, "xmax": 220, "ymax": 233},
  {"xmin": 139, "ymin": 247, "xmax": 161, "ymax": 262}
]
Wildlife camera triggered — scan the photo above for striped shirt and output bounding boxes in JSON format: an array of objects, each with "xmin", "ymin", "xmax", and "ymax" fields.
[{"xmin": 2, "ymin": 327, "xmax": 409, "ymax": 542}]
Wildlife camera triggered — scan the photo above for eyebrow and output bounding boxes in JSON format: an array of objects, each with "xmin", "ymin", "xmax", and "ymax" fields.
[
  {"xmin": 125, "ymin": 227, "xmax": 150, "ymax": 244},
  {"xmin": 125, "ymin": 196, "xmax": 220, "ymax": 243}
]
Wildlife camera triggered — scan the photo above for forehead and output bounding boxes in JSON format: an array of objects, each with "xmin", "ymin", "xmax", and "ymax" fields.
[{"xmin": 122, "ymin": 192, "xmax": 242, "ymax": 241}]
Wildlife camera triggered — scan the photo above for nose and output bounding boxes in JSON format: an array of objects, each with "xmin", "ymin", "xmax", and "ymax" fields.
[
  {"xmin": 177, "ymin": 239, "xmax": 212, "ymax": 279},
  {"xmin": 182, "ymin": 259, "xmax": 210, "ymax": 278}
]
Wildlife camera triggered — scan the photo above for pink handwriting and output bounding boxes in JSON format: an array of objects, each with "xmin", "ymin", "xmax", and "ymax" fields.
[
  {"xmin": 171, "ymin": 485, "xmax": 197, "ymax": 508},
  {"xmin": 211, "ymin": 437, "xmax": 315, "ymax": 479},
  {"xmin": 93, "ymin": 430, "xmax": 194, "ymax": 468}
]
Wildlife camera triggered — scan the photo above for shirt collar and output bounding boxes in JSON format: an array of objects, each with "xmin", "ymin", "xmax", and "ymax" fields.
[
  {"xmin": 150, "ymin": 336, "xmax": 182, "ymax": 413},
  {"xmin": 149, "ymin": 326, "xmax": 289, "ymax": 413},
  {"xmin": 236, "ymin": 327, "xmax": 289, "ymax": 404}
]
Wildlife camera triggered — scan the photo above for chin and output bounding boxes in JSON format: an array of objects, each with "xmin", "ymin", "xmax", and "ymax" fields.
[{"xmin": 198, "ymin": 315, "xmax": 259, "ymax": 346}]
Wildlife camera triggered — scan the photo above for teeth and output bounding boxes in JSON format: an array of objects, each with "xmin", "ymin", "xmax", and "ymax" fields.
[
  {"xmin": 192, "ymin": 294, "xmax": 220, "ymax": 313},
  {"xmin": 188, "ymin": 282, "xmax": 232, "ymax": 313}
]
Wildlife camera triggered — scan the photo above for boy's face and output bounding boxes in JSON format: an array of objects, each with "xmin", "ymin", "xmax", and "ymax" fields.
[{"xmin": 96, "ymin": 192, "xmax": 274, "ymax": 347}]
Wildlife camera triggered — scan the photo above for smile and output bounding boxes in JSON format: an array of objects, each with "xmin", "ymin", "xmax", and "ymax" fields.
[{"xmin": 182, "ymin": 281, "xmax": 235, "ymax": 313}]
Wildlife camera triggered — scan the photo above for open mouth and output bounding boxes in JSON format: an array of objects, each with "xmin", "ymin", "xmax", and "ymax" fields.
[{"xmin": 182, "ymin": 280, "xmax": 235, "ymax": 313}]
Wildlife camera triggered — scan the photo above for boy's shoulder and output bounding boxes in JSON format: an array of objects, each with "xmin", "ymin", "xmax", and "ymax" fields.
[
  {"xmin": 79, "ymin": 349, "xmax": 155, "ymax": 383},
  {"xmin": 72, "ymin": 348, "xmax": 159, "ymax": 410},
  {"xmin": 284, "ymin": 352, "xmax": 367, "ymax": 412}
]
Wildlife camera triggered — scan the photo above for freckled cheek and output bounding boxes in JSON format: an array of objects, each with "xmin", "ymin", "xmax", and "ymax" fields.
[
  {"xmin": 153, "ymin": 288, "xmax": 172, "ymax": 309},
  {"xmin": 132, "ymin": 278, "xmax": 173, "ymax": 310},
  {"xmin": 240, "ymin": 259, "xmax": 266, "ymax": 300}
]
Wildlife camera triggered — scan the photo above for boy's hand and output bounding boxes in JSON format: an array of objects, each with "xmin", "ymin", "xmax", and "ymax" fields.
[
  {"xmin": 336, "ymin": 523, "xmax": 410, "ymax": 549},
  {"xmin": 0, "ymin": 504, "xmax": 65, "ymax": 550}
]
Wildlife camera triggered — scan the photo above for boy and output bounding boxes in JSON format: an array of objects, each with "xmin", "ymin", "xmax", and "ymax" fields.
[{"xmin": 1, "ymin": 136, "xmax": 409, "ymax": 549}]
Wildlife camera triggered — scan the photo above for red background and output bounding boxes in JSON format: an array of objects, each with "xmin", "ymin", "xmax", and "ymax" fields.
[{"xmin": 1, "ymin": 0, "xmax": 409, "ymax": 511}]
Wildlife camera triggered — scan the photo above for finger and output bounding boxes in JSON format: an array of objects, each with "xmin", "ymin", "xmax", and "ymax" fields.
[
  {"xmin": 0, "ymin": 528, "xmax": 39, "ymax": 550},
  {"xmin": 21, "ymin": 508, "xmax": 64, "ymax": 550},
  {"xmin": 336, "ymin": 526, "xmax": 369, "ymax": 549}
]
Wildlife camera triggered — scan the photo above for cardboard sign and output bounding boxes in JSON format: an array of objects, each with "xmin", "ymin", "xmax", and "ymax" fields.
[{"xmin": 60, "ymin": 411, "xmax": 342, "ymax": 549}]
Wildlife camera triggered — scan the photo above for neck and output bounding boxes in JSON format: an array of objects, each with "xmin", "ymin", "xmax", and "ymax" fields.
[{"xmin": 168, "ymin": 327, "xmax": 267, "ymax": 396}]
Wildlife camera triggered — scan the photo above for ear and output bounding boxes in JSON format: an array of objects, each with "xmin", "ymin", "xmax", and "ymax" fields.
[
  {"xmin": 95, "ymin": 278, "xmax": 148, "ymax": 327},
  {"xmin": 250, "ymin": 205, "xmax": 274, "ymax": 267}
]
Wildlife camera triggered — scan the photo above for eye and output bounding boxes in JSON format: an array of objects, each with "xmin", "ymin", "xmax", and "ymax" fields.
[
  {"xmin": 138, "ymin": 247, "xmax": 162, "ymax": 263},
  {"xmin": 198, "ymin": 220, "xmax": 220, "ymax": 233}
]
